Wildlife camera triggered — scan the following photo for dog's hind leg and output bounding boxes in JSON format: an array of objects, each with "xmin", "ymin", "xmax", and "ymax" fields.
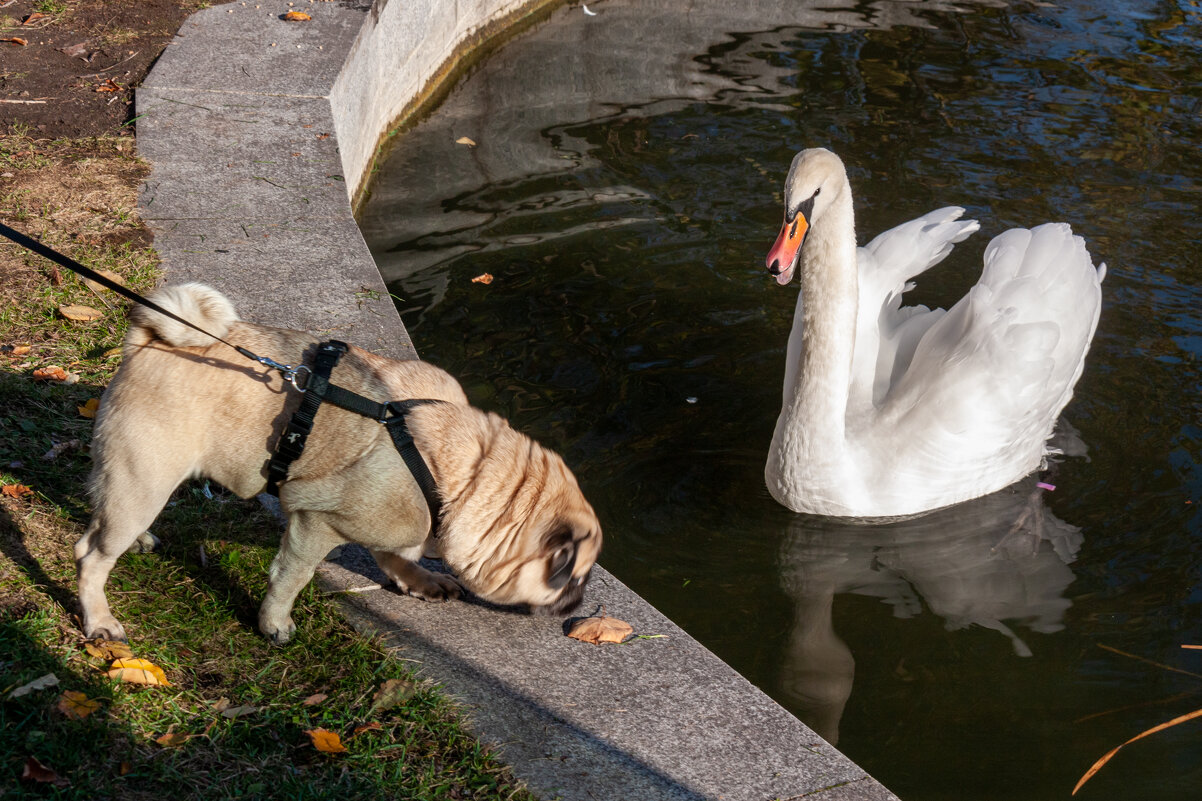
[
  {"xmin": 259, "ymin": 510, "xmax": 343, "ymax": 645},
  {"xmin": 75, "ymin": 468, "xmax": 183, "ymax": 642}
]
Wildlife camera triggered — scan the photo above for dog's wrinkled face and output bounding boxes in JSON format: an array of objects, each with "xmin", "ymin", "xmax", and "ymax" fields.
[{"xmin": 430, "ymin": 417, "xmax": 602, "ymax": 614}]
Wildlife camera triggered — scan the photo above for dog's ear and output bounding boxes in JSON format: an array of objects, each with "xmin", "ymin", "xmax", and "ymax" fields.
[{"xmin": 544, "ymin": 527, "xmax": 578, "ymax": 590}]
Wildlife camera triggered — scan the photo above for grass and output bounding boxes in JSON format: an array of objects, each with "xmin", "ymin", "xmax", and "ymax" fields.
[{"xmin": 0, "ymin": 133, "xmax": 535, "ymax": 799}]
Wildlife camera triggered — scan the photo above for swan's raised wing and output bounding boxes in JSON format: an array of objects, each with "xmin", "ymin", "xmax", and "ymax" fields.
[
  {"xmin": 881, "ymin": 222, "xmax": 1104, "ymax": 486},
  {"xmin": 849, "ymin": 208, "xmax": 980, "ymax": 411}
]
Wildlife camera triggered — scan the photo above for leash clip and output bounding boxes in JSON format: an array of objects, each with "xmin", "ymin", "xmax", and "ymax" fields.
[{"xmin": 236, "ymin": 347, "xmax": 310, "ymax": 393}]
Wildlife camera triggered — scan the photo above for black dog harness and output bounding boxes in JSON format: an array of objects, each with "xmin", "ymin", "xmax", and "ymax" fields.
[{"xmin": 264, "ymin": 341, "xmax": 443, "ymax": 533}]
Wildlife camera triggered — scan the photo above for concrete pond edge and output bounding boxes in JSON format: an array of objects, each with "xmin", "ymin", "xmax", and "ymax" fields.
[{"xmin": 133, "ymin": 1, "xmax": 900, "ymax": 798}]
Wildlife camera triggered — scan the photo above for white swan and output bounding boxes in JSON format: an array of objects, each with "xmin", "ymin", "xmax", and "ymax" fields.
[{"xmin": 764, "ymin": 148, "xmax": 1105, "ymax": 518}]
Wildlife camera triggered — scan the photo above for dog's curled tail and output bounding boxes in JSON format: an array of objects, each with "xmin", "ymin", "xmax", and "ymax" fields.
[{"xmin": 128, "ymin": 283, "xmax": 239, "ymax": 349}]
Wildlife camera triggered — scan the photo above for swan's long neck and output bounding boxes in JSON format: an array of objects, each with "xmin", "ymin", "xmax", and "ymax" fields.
[{"xmin": 786, "ymin": 187, "xmax": 859, "ymax": 444}]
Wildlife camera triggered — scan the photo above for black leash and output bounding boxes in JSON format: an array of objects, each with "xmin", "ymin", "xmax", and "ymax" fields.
[{"xmin": 2, "ymin": 222, "xmax": 443, "ymax": 534}]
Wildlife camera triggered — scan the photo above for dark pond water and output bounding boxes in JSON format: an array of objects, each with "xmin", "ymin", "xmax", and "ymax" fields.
[{"xmin": 359, "ymin": 1, "xmax": 1202, "ymax": 798}]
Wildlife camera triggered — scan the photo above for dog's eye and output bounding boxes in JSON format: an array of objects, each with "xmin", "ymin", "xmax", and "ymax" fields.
[{"xmin": 547, "ymin": 544, "xmax": 576, "ymax": 590}]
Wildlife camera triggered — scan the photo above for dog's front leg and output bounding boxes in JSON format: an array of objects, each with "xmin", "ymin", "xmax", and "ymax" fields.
[
  {"xmin": 259, "ymin": 510, "xmax": 342, "ymax": 645},
  {"xmin": 371, "ymin": 548, "xmax": 463, "ymax": 601}
]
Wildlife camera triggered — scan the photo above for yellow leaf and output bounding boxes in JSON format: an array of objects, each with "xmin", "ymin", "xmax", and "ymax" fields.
[
  {"xmin": 83, "ymin": 639, "xmax": 132, "ymax": 660},
  {"xmin": 155, "ymin": 731, "xmax": 191, "ymax": 747},
  {"xmin": 2, "ymin": 344, "xmax": 31, "ymax": 356},
  {"xmin": 566, "ymin": 615, "xmax": 634, "ymax": 645},
  {"xmin": 2, "ymin": 483, "xmax": 34, "ymax": 499},
  {"xmin": 78, "ymin": 398, "xmax": 100, "ymax": 419},
  {"xmin": 57, "ymin": 690, "xmax": 101, "ymax": 720},
  {"xmin": 58, "ymin": 305, "xmax": 104, "ymax": 322},
  {"xmin": 455, "ymin": 136, "xmax": 477, "ymax": 146},
  {"xmin": 106, "ymin": 658, "xmax": 170, "ymax": 686},
  {"xmin": 305, "ymin": 727, "xmax": 347, "ymax": 754},
  {"xmin": 471, "ymin": 273, "xmax": 494, "ymax": 285},
  {"xmin": 1073, "ymin": 707, "xmax": 1202, "ymax": 795},
  {"xmin": 283, "ymin": 11, "xmax": 312, "ymax": 21},
  {"xmin": 82, "ymin": 269, "xmax": 125, "ymax": 294}
]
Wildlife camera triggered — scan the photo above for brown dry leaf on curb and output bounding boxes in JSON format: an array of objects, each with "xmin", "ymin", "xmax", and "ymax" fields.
[
  {"xmin": 2, "ymin": 484, "xmax": 34, "ymax": 499},
  {"xmin": 84, "ymin": 639, "xmax": 133, "ymax": 660},
  {"xmin": 471, "ymin": 273, "xmax": 494, "ymax": 285},
  {"xmin": 95, "ymin": 78, "xmax": 121, "ymax": 93},
  {"xmin": 567, "ymin": 615, "xmax": 634, "ymax": 645},
  {"xmin": 57, "ymin": 690, "xmax": 102, "ymax": 720},
  {"xmin": 59, "ymin": 304, "xmax": 104, "ymax": 321},
  {"xmin": 106, "ymin": 658, "xmax": 171, "ymax": 686},
  {"xmin": 21, "ymin": 756, "xmax": 69, "ymax": 787},
  {"xmin": 283, "ymin": 11, "xmax": 312, "ymax": 21},
  {"xmin": 305, "ymin": 728, "xmax": 348, "ymax": 754}
]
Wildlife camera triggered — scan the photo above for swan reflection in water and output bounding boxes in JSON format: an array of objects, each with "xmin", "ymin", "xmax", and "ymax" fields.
[{"xmin": 776, "ymin": 474, "xmax": 1083, "ymax": 745}]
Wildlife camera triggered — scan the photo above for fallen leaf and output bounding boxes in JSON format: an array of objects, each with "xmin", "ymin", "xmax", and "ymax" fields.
[
  {"xmin": 370, "ymin": 678, "xmax": 416, "ymax": 714},
  {"xmin": 471, "ymin": 273, "xmax": 494, "ymax": 285},
  {"xmin": 283, "ymin": 11, "xmax": 312, "ymax": 21},
  {"xmin": 82, "ymin": 268, "xmax": 125, "ymax": 294},
  {"xmin": 2, "ymin": 483, "xmax": 34, "ymax": 499},
  {"xmin": 78, "ymin": 398, "xmax": 100, "ymax": 419},
  {"xmin": 351, "ymin": 721, "xmax": 383, "ymax": 737},
  {"xmin": 58, "ymin": 41, "xmax": 92, "ymax": 59},
  {"xmin": 103, "ymin": 346, "xmax": 123, "ymax": 359},
  {"xmin": 43, "ymin": 439, "xmax": 82, "ymax": 461},
  {"xmin": 220, "ymin": 704, "xmax": 258, "ymax": 719},
  {"xmin": 316, "ymin": 132, "xmax": 330, "ymax": 140},
  {"xmin": 84, "ymin": 639, "xmax": 133, "ymax": 660},
  {"xmin": 211, "ymin": 697, "xmax": 230, "ymax": 712},
  {"xmin": 58, "ymin": 304, "xmax": 104, "ymax": 321},
  {"xmin": 57, "ymin": 690, "xmax": 102, "ymax": 720},
  {"xmin": 567, "ymin": 615, "xmax": 634, "ymax": 645},
  {"xmin": 1, "ymin": 37, "xmax": 28, "ymax": 46},
  {"xmin": 22, "ymin": 12, "xmax": 47, "ymax": 25},
  {"xmin": 95, "ymin": 78, "xmax": 121, "ymax": 93},
  {"xmin": 302, "ymin": 692, "xmax": 328, "ymax": 707},
  {"xmin": 20, "ymin": 756, "xmax": 68, "ymax": 787},
  {"xmin": 32, "ymin": 365, "xmax": 69, "ymax": 381},
  {"xmin": 305, "ymin": 728, "xmax": 347, "ymax": 754},
  {"xmin": 455, "ymin": 136, "xmax": 477, "ymax": 146},
  {"xmin": 106, "ymin": 658, "xmax": 170, "ymax": 686},
  {"xmin": 1073, "ymin": 707, "xmax": 1202, "ymax": 795},
  {"xmin": 155, "ymin": 731, "xmax": 191, "ymax": 748},
  {"xmin": 3, "ymin": 344, "xmax": 32, "ymax": 356},
  {"xmin": 7, "ymin": 673, "xmax": 60, "ymax": 700}
]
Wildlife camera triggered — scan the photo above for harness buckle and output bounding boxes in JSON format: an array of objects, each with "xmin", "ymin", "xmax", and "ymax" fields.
[{"xmin": 286, "ymin": 364, "xmax": 312, "ymax": 393}]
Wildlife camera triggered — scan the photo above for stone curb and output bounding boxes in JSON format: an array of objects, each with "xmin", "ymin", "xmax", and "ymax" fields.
[{"xmin": 135, "ymin": 2, "xmax": 899, "ymax": 799}]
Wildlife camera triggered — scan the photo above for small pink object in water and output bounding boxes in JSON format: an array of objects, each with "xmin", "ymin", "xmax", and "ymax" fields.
[{"xmin": 1037, "ymin": 482, "xmax": 1056, "ymax": 491}]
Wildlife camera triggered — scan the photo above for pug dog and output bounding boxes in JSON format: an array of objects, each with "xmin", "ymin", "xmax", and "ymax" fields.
[{"xmin": 75, "ymin": 284, "xmax": 602, "ymax": 644}]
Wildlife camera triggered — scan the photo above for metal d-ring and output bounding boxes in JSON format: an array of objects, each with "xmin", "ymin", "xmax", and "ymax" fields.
[{"xmin": 285, "ymin": 364, "xmax": 312, "ymax": 393}]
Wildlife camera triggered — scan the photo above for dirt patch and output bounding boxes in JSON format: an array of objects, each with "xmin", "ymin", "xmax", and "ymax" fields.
[{"xmin": 1, "ymin": 0, "xmax": 207, "ymax": 138}]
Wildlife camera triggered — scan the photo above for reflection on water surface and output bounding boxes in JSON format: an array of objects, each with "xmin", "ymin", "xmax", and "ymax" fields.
[{"xmin": 360, "ymin": 1, "xmax": 1202, "ymax": 799}]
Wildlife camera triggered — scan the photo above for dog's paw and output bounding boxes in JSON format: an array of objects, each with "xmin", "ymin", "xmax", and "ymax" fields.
[
  {"xmin": 126, "ymin": 531, "xmax": 160, "ymax": 554},
  {"xmin": 259, "ymin": 614, "xmax": 296, "ymax": 646},
  {"xmin": 83, "ymin": 617, "xmax": 128, "ymax": 643},
  {"xmin": 399, "ymin": 572, "xmax": 463, "ymax": 603}
]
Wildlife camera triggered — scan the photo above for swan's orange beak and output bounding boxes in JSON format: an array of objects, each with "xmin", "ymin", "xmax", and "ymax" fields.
[{"xmin": 767, "ymin": 213, "xmax": 808, "ymax": 286}]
